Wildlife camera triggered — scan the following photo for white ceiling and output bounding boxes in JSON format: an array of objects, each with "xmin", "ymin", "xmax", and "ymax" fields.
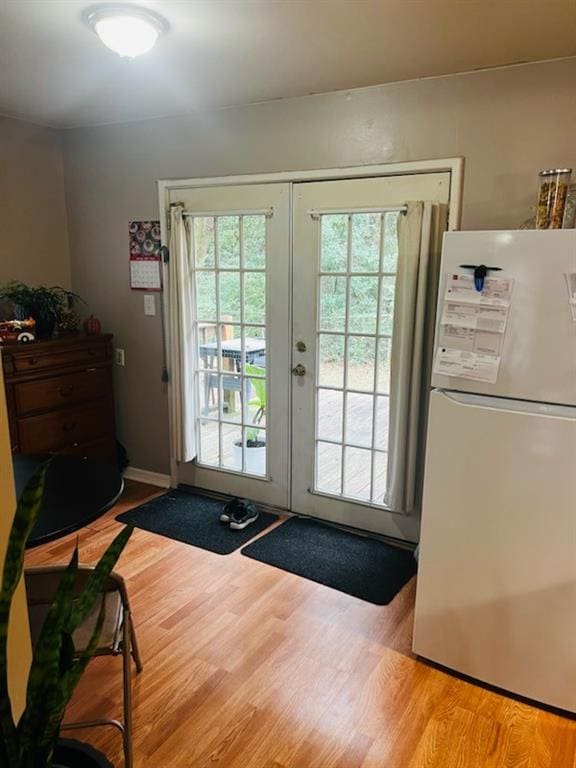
[{"xmin": 1, "ymin": 0, "xmax": 576, "ymax": 129}]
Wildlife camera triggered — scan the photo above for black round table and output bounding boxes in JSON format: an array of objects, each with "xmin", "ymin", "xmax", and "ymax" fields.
[{"xmin": 14, "ymin": 455, "xmax": 124, "ymax": 548}]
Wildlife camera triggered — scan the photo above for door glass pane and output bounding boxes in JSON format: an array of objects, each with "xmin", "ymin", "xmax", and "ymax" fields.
[
  {"xmin": 243, "ymin": 427, "xmax": 266, "ymax": 476},
  {"xmin": 244, "ymin": 273, "xmax": 266, "ymax": 324},
  {"xmin": 321, "ymin": 214, "xmax": 348, "ymax": 272},
  {"xmin": 199, "ymin": 419, "xmax": 219, "ymax": 467},
  {"xmin": 374, "ymin": 395, "xmax": 390, "ymax": 451},
  {"xmin": 372, "ymin": 452, "xmax": 388, "ymax": 503},
  {"xmin": 351, "ymin": 213, "xmax": 380, "ymax": 272},
  {"xmin": 221, "ymin": 424, "xmax": 243, "ymax": 470},
  {"xmin": 198, "ymin": 325, "xmax": 217, "ymax": 372},
  {"xmin": 318, "ymin": 334, "xmax": 344, "ymax": 388},
  {"xmin": 191, "ymin": 212, "xmax": 267, "ymax": 477},
  {"xmin": 383, "ymin": 212, "xmax": 399, "ymax": 272},
  {"xmin": 377, "ymin": 337, "xmax": 392, "ymax": 394},
  {"xmin": 313, "ymin": 211, "xmax": 398, "ymax": 508},
  {"xmin": 217, "ymin": 216, "xmax": 240, "ymax": 268},
  {"xmin": 316, "ymin": 442, "xmax": 342, "ymax": 495},
  {"xmin": 199, "ymin": 371, "xmax": 218, "ymax": 416},
  {"xmin": 345, "ymin": 392, "xmax": 373, "ymax": 447},
  {"xmin": 348, "ymin": 276, "xmax": 378, "ymax": 333},
  {"xmin": 380, "ymin": 276, "xmax": 395, "ymax": 335},
  {"xmin": 220, "ymin": 374, "xmax": 242, "ymax": 423},
  {"xmin": 243, "ymin": 215, "xmax": 266, "ymax": 269},
  {"xmin": 317, "ymin": 389, "xmax": 343, "ymax": 442},
  {"xmin": 347, "ymin": 337, "xmax": 375, "ymax": 392},
  {"xmin": 245, "ymin": 377, "xmax": 267, "ymax": 428},
  {"xmin": 319, "ymin": 276, "xmax": 347, "ymax": 331},
  {"xmin": 196, "ymin": 271, "xmax": 216, "ymax": 321},
  {"xmin": 219, "ymin": 272, "xmax": 241, "ymax": 322},
  {"xmin": 194, "ymin": 217, "xmax": 215, "ymax": 267},
  {"xmin": 343, "ymin": 446, "xmax": 372, "ymax": 501},
  {"xmin": 218, "ymin": 323, "xmax": 241, "ymax": 372},
  {"xmin": 243, "ymin": 326, "xmax": 266, "ymax": 373}
]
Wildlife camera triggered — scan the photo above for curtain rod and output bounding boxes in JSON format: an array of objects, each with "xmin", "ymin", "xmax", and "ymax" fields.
[
  {"xmin": 309, "ymin": 205, "xmax": 408, "ymax": 219},
  {"xmin": 181, "ymin": 208, "xmax": 274, "ymax": 218}
]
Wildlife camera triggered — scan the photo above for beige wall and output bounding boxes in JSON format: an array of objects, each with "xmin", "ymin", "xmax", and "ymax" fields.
[
  {"xmin": 62, "ymin": 58, "xmax": 576, "ymax": 474},
  {"xmin": 0, "ymin": 116, "xmax": 70, "ymax": 288},
  {"xmin": 0, "ymin": 364, "xmax": 31, "ymax": 719}
]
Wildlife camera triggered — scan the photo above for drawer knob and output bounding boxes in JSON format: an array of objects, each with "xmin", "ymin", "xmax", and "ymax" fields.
[
  {"xmin": 62, "ymin": 421, "xmax": 77, "ymax": 433},
  {"xmin": 58, "ymin": 385, "xmax": 74, "ymax": 397},
  {"xmin": 27, "ymin": 358, "xmax": 37, "ymax": 366}
]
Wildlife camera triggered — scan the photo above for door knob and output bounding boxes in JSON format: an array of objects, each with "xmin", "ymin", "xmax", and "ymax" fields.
[{"xmin": 292, "ymin": 364, "xmax": 306, "ymax": 377}]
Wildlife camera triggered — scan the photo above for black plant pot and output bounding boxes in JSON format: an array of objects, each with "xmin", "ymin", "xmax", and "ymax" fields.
[
  {"xmin": 52, "ymin": 739, "xmax": 114, "ymax": 768},
  {"xmin": 34, "ymin": 315, "xmax": 56, "ymax": 339}
]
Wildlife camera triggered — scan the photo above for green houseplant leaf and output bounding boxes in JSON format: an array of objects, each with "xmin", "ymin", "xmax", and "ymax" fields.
[
  {"xmin": 0, "ymin": 462, "xmax": 133, "ymax": 768},
  {"xmin": 0, "ymin": 460, "xmax": 50, "ymax": 767}
]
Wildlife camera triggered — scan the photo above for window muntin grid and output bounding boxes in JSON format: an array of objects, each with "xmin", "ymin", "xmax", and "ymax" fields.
[
  {"xmin": 190, "ymin": 214, "xmax": 268, "ymax": 477},
  {"xmin": 314, "ymin": 212, "xmax": 399, "ymax": 506}
]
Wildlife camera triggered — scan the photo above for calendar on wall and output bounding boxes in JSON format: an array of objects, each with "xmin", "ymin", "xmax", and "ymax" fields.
[{"xmin": 129, "ymin": 220, "xmax": 162, "ymax": 291}]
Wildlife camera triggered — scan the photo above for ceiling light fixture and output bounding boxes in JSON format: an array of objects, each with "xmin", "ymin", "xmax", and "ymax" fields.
[{"xmin": 84, "ymin": 4, "xmax": 168, "ymax": 59}]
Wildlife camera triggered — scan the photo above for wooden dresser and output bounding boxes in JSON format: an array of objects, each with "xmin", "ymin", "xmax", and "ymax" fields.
[{"xmin": 1, "ymin": 334, "xmax": 116, "ymax": 462}]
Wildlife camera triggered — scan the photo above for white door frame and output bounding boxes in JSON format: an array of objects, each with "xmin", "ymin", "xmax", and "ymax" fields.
[{"xmin": 158, "ymin": 158, "xmax": 464, "ymax": 488}]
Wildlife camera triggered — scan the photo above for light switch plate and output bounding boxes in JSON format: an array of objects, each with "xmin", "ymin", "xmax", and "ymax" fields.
[
  {"xmin": 115, "ymin": 348, "xmax": 125, "ymax": 366},
  {"xmin": 144, "ymin": 294, "xmax": 156, "ymax": 316}
]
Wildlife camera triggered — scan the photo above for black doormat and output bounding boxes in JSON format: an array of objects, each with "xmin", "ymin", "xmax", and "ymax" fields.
[
  {"xmin": 116, "ymin": 489, "xmax": 278, "ymax": 555},
  {"xmin": 241, "ymin": 517, "xmax": 416, "ymax": 605}
]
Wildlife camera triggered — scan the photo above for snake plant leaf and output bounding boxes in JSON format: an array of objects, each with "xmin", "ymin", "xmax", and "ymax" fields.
[
  {"xmin": 67, "ymin": 524, "xmax": 133, "ymax": 632},
  {"xmin": 27, "ymin": 598, "xmax": 107, "ymax": 768},
  {"xmin": 1, "ymin": 461, "xmax": 50, "ymax": 600},
  {"xmin": 58, "ymin": 632, "xmax": 75, "ymax": 676},
  {"xmin": 17, "ymin": 544, "xmax": 79, "ymax": 755},
  {"xmin": 40, "ymin": 595, "xmax": 107, "ymax": 762},
  {"xmin": 19, "ymin": 524, "xmax": 132, "ymax": 765},
  {"xmin": 0, "ymin": 460, "xmax": 50, "ymax": 767}
]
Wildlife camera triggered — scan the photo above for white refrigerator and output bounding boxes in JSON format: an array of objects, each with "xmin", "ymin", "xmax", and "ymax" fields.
[{"xmin": 413, "ymin": 230, "xmax": 576, "ymax": 712}]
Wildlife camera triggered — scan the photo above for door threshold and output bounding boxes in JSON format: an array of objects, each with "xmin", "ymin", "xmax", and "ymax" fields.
[
  {"xmin": 177, "ymin": 483, "xmax": 291, "ymax": 520},
  {"xmin": 178, "ymin": 483, "xmax": 415, "ymax": 551}
]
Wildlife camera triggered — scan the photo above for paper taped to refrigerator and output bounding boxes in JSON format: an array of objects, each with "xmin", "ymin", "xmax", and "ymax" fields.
[
  {"xmin": 435, "ymin": 271, "xmax": 514, "ymax": 381},
  {"xmin": 438, "ymin": 324, "xmax": 504, "ymax": 355},
  {"xmin": 434, "ymin": 348, "xmax": 501, "ymax": 384},
  {"xmin": 441, "ymin": 301, "xmax": 509, "ymax": 333},
  {"xmin": 445, "ymin": 273, "xmax": 514, "ymax": 306}
]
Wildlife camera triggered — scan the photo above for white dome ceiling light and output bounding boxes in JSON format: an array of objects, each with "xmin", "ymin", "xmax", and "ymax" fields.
[{"xmin": 84, "ymin": 4, "xmax": 169, "ymax": 59}]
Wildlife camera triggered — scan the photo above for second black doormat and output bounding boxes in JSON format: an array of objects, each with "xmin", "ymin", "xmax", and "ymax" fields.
[
  {"xmin": 116, "ymin": 489, "xmax": 278, "ymax": 555},
  {"xmin": 241, "ymin": 517, "xmax": 416, "ymax": 605}
]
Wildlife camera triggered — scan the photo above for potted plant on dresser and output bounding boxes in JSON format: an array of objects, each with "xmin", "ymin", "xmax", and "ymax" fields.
[
  {"xmin": 0, "ymin": 462, "xmax": 132, "ymax": 768},
  {"xmin": 0, "ymin": 283, "xmax": 84, "ymax": 339}
]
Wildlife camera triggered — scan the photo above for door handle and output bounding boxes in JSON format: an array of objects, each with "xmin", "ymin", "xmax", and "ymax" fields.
[{"xmin": 292, "ymin": 364, "xmax": 306, "ymax": 377}]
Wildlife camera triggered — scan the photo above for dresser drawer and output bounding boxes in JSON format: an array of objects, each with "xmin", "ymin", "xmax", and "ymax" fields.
[
  {"xmin": 18, "ymin": 400, "xmax": 114, "ymax": 454},
  {"xmin": 14, "ymin": 368, "xmax": 110, "ymax": 416},
  {"xmin": 12, "ymin": 345, "xmax": 107, "ymax": 374}
]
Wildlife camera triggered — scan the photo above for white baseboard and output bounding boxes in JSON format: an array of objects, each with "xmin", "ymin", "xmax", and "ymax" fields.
[{"xmin": 123, "ymin": 466, "xmax": 172, "ymax": 488}]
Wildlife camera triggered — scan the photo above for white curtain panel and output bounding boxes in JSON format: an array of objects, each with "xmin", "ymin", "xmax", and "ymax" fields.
[
  {"xmin": 167, "ymin": 205, "xmax": 196, "ymax": 463},
  {"xmin": 385, "ymin": 201, "xmax": 446, "ymax": 513}
]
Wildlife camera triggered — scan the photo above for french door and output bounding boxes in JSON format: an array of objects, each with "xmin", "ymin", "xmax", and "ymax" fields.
[
  {"xmin": 291, "ymin": 175, "xmax": 449, "ymax": 538},
  {"xmin": 172, "ymin": 172, "xmax": 450, "ymax": 537},
  {"xmin": 173, "ymin": 183, "xmax": 291, "ymax": 508}
]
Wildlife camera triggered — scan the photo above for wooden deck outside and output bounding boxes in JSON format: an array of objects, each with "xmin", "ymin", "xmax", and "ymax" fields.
[{"xmin": 199, "ymin": 380, "xmax": 390, "ymax": 504}]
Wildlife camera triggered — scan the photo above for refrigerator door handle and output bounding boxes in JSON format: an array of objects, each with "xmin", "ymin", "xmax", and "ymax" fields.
[{"xmin": 436, "ymin": 389, "xmax": 576, "ymax": 420}]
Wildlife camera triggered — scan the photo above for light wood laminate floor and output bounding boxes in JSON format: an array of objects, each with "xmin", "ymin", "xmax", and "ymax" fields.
[{"xmin": 25, "ymin": 481, "xmax": 576, "ymax": 767}]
